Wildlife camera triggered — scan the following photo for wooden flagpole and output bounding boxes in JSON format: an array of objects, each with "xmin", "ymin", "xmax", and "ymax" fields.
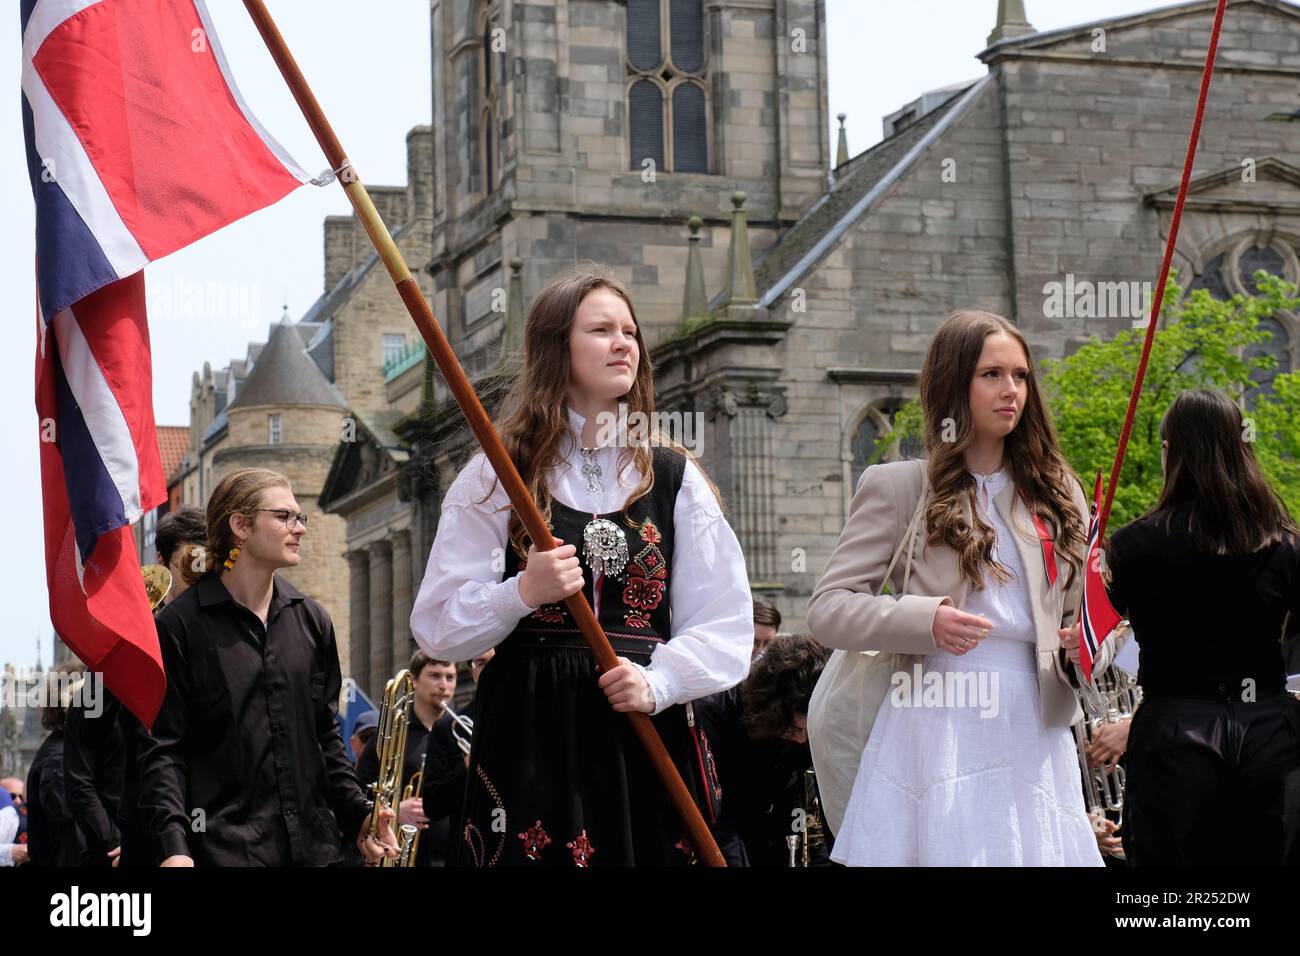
[{"xmin": 241, "ymin": 0, "xmax": 726, "ymax": 866}]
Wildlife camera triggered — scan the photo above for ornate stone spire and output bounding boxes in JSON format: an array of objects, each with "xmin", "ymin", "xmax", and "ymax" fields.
[
  {"xmin": 835, "ymin": 113, "xmax": 849, "ymax": 168},
  {"xmin": 719, "ymin": 191, "xmax": 756, "ymax": 308},
  {"xmin": 680, "ymin": 216, "xmax": 709, "ymax": 326},
  {"xmin": 501, "ymin": 258, "xmax": 525, "ymax": 370}
]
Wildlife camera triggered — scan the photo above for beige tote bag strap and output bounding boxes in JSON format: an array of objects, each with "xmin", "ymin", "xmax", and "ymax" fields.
[{"xmin": 881, "ymin": 467, "xmax": 929, "ymax": 599}]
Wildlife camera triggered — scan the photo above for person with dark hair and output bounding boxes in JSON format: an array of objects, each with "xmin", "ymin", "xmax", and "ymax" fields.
[
  {"xmin": 349, "ymin": 711, "xmax": 379, "ymax": 768},
  {"xmin": 356, "ymin": 651, "xmax": 457, "ymax": 866},
  {"xmin": 64, "ymin": 506, "xmax": 211, "ymax": 869},
  {"xmin": 63, "ymin": 671, "xmax": 121, "ymax": 869},
  {"xmin": 26, "ymin": 667, "xmax": 84, "ymax": 867},
  {"xmin": 752, "ymin": 599, "xmax": 782, "ymax": 662},
  {"xmin": 420, "ymin": 649, "xmax": 493, "ymax": 866},
  {"xmin": 154, "ymin": 506, "xmax": 210, "ymax": 595},
  {"xmin": 1104, "ymin": 388, "xmax": 1300, "ymax": 866},
  {"xmin": 694, "ymin": 634, "xmax": 832, "ymax": 866}
]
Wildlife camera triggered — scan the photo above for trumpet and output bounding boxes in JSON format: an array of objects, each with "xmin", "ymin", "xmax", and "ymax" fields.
[
  {"xmin": 368, "ymin": 669, "xmax": 418, "ymax": 867},
  {"xmin": 400, "ymin": 768, "xmax": 424, "ymax": 865},
  {"xmin": 444, "ymin": 702, "xmax": 474, "ymax": 757},
  {"xmin": 788, "ymin": 768, "xmax": 828, "ymax": 867}
]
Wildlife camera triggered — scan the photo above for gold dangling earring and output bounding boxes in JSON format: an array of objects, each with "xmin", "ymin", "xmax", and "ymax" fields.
[{"xmin": 223, "ymin": 546, "xmax": 241, "ymax": 572}]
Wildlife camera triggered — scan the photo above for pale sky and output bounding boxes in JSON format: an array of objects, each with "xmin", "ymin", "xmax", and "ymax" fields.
[{"xmin": 1, "ymin": 0, "xmax": 1176, "ymax": 670}]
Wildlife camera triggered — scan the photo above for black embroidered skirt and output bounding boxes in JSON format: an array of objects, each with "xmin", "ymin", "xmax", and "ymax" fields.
[{"xmin": 454, "ymin": 638, "xmax": 712, "ymax": 867}]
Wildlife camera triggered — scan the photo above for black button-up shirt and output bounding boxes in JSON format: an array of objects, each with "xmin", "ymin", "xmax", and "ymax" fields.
[{"xmin": 137, "ymin": 573, "xmax": 370, "ymax": 866}]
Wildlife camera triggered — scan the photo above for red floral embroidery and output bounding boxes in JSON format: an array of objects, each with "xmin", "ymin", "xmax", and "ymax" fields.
[
  {"xmin": 517, "ymin": 821, "xmax": 551, "ymax": 861},
  {"xmin": 635, "ymin": 544, "xmax": 667, "ymax": 580},
  {"xmin": 623, "ymin": 576, "xmax": 664, "ymax": 610},
  {"xmin": 567, "ymin": 830, "xmax": 596, "ymax": 867},
  {"xmin": 675, "ymin": 834, "xmax": 698, "ymax": 865},
  {"xmin": 532, "ymin": 604, "xmax": 565, "ymax": 623},
  {"xmin": 620, "ymin": 520, "xmax": 668, "ymax": 627}
]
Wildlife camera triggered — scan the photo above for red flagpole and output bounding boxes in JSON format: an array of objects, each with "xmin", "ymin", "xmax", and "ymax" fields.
[{"xmin": 1095, "ymin": 0, "xmax": 1229, "ymax": 542}]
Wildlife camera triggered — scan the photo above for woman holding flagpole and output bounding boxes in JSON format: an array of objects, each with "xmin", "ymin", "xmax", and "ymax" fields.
[
  {"xmin": 1106, "ymin": 388, "xmax": 1300, "ymax": 866},
  {"xmin": 808, "ymin": 310, "xmax": 1107, "ymax": 866},
  {"xmin": 411, "ymin": 269, "xmax": 753, "ymax": 867}
]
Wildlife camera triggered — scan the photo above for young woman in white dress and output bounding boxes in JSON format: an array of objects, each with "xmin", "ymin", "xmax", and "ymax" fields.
[{"xmin": 808, "ymin": 310, "xmax": 1105, "ymax": 866}]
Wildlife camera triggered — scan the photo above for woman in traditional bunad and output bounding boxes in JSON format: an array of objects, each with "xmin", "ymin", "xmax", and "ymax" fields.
[{"xmin": 412, "ymin": 269, "xmax": 753, "ymax": 867}]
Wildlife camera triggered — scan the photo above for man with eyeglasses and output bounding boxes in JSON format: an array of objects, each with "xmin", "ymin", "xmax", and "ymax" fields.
[{"xmin": 137, "ymin": 468, "xmax": 397, "ymax": 867}]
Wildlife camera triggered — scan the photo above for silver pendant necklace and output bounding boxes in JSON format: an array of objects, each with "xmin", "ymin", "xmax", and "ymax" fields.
[
  {"xmin": 579, "ymin": 447, "xmax": 603, "ymax": 497},
  {"xmin": 578, "ymin": 447, "xmax": 628, "ymax": 579}
]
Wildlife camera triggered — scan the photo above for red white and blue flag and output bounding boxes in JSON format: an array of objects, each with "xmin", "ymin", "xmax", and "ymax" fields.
[
  {"xmin": 23, "ymin": 0, "xmax": 310, "ymax": 727},
  {"xmin": 1079, "ymin": 471, "xmax": 1123, "ymax": 683}
]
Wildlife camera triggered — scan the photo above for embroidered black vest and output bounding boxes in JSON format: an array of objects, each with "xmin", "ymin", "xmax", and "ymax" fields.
[{"xmin": 501, "ymin": 447, "xmax": 686, "ymax": 661}]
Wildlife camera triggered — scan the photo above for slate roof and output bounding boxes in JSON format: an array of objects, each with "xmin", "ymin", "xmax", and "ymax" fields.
[
  {"xmin": 750, "ymin": 82, "xmax": 978, "ymax": 307},
  {"xmin": 227, "ymin": 319, "xmax": 346, "ymax": 410}
]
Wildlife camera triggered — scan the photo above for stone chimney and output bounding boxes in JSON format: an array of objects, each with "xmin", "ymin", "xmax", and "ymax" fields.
[
  {"xmin": 406, "ymin": 126, "xmax": 434, "ymax": 223},
  {"xmin": 323, "ymin": 186, "xmax": 409, "ymax": 291}
]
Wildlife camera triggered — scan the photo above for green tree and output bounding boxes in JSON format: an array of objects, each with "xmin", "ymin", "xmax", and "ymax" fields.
[{"xmin": 876, "ymin": 273, "xmax": 1300, "ymax": 526}]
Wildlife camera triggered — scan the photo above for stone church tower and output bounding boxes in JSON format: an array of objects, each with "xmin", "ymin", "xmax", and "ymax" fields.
[
  {"xmin": 404, "ymin": 0, "xmax": 832, "ymax": 604},
  {"xmin": 423, "ymin": 0, "xmax": 829, "ymax": 356}
]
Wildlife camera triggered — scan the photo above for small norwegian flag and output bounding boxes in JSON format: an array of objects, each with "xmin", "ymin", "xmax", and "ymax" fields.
[{"xmin": 1079, "ymin": 471, "xmax": 1123, "ymax": 683}]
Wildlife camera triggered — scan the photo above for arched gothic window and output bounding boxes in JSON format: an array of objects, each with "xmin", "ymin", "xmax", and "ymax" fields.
[
  {"xmin": 626, "ymin": 0, "xmax": 709, "ymax": 174},
  {"xmin": 1187, "ymin": 238, "xmax": 1297, "ymax": 404},
  {"xmin": 477, "ymin": 4, "xmax": 501, "ymax": 196},
  {"xmin": 850, "ymin": 415, "xmax": 880, "ymax": 491}
]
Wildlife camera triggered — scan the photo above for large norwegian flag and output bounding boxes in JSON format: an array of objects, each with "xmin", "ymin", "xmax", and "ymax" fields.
[
  {"xmin": 22, "ymin": 0, "xmax": 311, "ymax": 727},
  {"xmin": 1079, "ymin": 471, "xmax": 1124, "ymax": 683}
]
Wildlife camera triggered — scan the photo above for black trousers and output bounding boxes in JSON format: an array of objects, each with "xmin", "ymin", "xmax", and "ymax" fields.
[{"xmin": 1123, "ymin": 692, "xmax": 1300, "ymax": 866}]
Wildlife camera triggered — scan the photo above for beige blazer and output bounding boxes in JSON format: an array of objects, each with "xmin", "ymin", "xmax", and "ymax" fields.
[{"xmin": 807, "ymin": 458, "xmax": 1114, "ymax": 729}]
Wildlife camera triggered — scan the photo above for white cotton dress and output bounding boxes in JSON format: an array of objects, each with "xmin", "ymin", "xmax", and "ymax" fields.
[{"xmin": 831, "ymin": 469, "xmax": 1104, "ymax": 867}]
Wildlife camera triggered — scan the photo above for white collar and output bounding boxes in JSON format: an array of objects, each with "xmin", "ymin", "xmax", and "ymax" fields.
[
  {"xmin": 565, "ymin": 406, "xmax": 620, "ymax": 451},
  {"xmin": 971, "ymin": 467, "xmax": 1009, "ymax": 498}
]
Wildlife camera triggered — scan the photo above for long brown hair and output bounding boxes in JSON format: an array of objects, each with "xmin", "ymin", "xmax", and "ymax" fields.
[
  {"xmin": 487, "ymin": 268, "xmax": 672, "ymax": 552},
  {"xmin": 1144, "ymin": 388, "xmax": 1296, "ymax": 553},
  {"xmin": 918, "ymin": 310, "xmax": 1086, "ymax": 589}
]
